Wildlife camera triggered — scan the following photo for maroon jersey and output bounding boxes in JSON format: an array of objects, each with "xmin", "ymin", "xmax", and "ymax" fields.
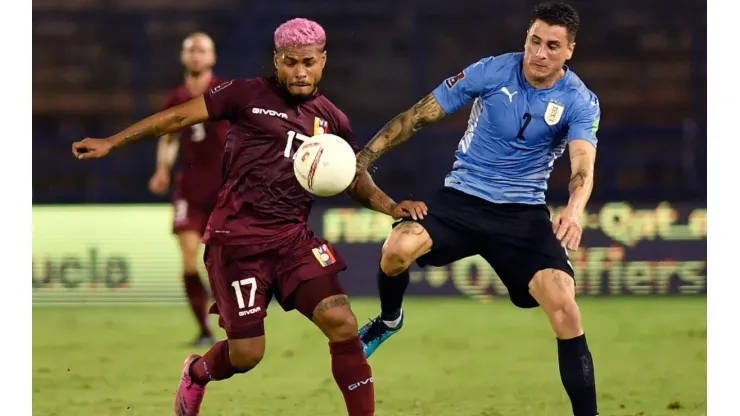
[
  {"xmin": 163, "ymin": 76, "xmax": 229, "ymax": 206},
  {"xmin": 201, "ymin": 76, "xmax": 359, "ymax": 248}
]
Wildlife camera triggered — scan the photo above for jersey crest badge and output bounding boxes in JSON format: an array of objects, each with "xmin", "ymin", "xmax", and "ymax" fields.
[
  {"xmin": 314, "ymin": 117, "xmax": 329, "ymax": 136},
  {"xmin": 312, "ymin": 244, "xmax": 336, "ymax": 267},
  {"xmin": 544, "ymin": 100, "xmax": 565, "ymax": 126},
  {"xmin": 445, "ymin": 71, "xmax": 466, "ymax": 89}
]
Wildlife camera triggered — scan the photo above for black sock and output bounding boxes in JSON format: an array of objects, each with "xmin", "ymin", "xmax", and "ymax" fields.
[
  {"xmin": 377, "ymin": 267, "xmax": 409, "ymax": 321},
  {"xmin": 557, "ymin": 334, "xmax": 598, "ymax": 416}
]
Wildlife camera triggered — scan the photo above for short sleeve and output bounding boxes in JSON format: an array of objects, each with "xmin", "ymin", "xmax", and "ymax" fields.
[
  {"xmin": 567, "ymin": 93, "xmax": 601, "ymax": 147},
  {"xmin": 334, "ymin": 110, "xmax": 361, "ymax": 153},
  {"xmin": 431, "ymin": 56, "xmax": 503, "ymax": 115},
  {"xmin": 161, "ymin": 92, "xmax": 179, "ymax": 111},
  {"xmin": 203, "ymin": 79, "xmax": 257, "ymax": 121}
]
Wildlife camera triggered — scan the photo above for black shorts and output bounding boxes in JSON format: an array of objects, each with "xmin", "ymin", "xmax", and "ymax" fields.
[{"xmin": 399, "ymin": 187, "xmax": 574, "ymax": 309}]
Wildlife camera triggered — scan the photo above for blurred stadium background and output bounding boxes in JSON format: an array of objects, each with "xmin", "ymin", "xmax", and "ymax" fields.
[{"xmin": 32, "ymin": 1, "xmax": 707, "ymax": 415}]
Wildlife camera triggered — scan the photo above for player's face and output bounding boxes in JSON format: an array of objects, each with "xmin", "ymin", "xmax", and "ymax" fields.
[
  {"xmin": 181, "ymin": 36, "xmax": 216, "ymax": 74},
  {"xmin": 274, "ymin": 47, "xmax": 327, "ymax": 97},
  {"xmin": 524, "ymin": 20, "xmax": 574, "ymax": 82}
]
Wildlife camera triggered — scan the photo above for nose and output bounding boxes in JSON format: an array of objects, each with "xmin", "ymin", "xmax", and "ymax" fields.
[
  {"xmin": 294, "ymin": 65, "xmax": 307, "ymax": 77},
  {"xmin": 535, "ymin": 45, "xmax": 547, "ymax": 59}
]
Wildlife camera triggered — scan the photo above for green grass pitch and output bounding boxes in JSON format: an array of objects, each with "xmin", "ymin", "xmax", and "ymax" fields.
[{"xmin": 33, "ymin": 297, "xmax": 706, "ymax": 416}]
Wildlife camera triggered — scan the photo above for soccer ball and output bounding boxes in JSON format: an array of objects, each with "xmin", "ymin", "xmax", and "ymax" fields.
[{"xmin": 293, "ymin": 133, "xmax": 357, "ymax": 197}]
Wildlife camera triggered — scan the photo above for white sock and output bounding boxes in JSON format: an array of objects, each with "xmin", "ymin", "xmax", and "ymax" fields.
[{"xmin": 382, "ymin": 309, "xmax": 403, "ymax": 329}]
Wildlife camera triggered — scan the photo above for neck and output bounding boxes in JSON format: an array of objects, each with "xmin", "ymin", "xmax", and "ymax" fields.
[
  {"xmin": 524, "ymin": 67, "xmax": 565, "ymax": 89},
  {"xmin": 184, "ymin": 70, "xmax": 213, "ymax": 95}
]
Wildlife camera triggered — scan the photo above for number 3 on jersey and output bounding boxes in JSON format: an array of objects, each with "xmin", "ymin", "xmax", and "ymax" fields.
[
  {"xmin": 191, "ymin": 123, "xmax": 206, "ymax": 142},
  {"xmin": 284, "ymin": 130, "xmax": 310, "ymax": 159}
]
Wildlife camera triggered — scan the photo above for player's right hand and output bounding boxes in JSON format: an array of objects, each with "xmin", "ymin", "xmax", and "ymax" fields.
[
  {"xmin": 148, "ymin": 169, "xmax": 171, "ymax": 195},
  {"xmin": 72, "ymin": 137, "xmax": 114, "ymax": 160},
  {"xmin": 390, "ymin": 200, "xmax": 428, "ymax": 221}
]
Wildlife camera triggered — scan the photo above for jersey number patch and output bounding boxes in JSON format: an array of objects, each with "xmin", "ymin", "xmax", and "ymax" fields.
[
  {"xmin": 284, "ymin": 130, "xmax": 311, "ymax": 159},
  {"xmin": 515, "ymin": 113, "xmax": 532, "ymax": 141},
  {"xmin": 191, "ymin": 123, "xmax": 206, "ymax": 142}
]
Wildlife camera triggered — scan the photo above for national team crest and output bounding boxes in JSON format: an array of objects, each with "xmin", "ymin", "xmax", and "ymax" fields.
[
  {"xmin": 312, "ymin": 243, "xmax": 336, "ymax": 267},
  {"xmin": 544, "ymin": 101, "xmax": 565, "ymax": 126},
  {"xmin": 314, "ymin": 117, "xmax": 329, "ymax": 136}
]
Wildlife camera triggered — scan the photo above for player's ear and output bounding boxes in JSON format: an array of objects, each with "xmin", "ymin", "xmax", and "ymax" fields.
[
  {"xmin": 566, "ymin": 41, "xmax": 575, "ymax": 60},
  {"xmin": 273, "ymin": 51, "xmax": 279, "ymax": 69},
  {"xmin": 321, "ymin": 50, "xmax": 327, "ymax": 69}
]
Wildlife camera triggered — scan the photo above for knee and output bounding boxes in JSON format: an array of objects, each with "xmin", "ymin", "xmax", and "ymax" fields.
[
  {"xmin": 380, "ymin": 222, "xmax": 432, "ymax": 276},
  {"xmin": 323, "ymin": 313, "xmax": 359, "ymax": 342},
  {"xmin": 313, "ymin": 298, "xmax": 359, "ymax": 342},
  {"xmin": 228, "ymin": 338, "xmax": 265, "ymax": 371},
  {"xmin": 380, "ymin": 240, "xmax": 416, "ymax": 276},
  {"xmin": 548, "ymin": 299, "xmax": 583, "ymax": 339}
]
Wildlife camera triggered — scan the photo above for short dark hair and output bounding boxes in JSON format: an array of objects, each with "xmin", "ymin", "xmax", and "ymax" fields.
[{"xmin": 531, "ymin": 2, "xmax": 580, "ymax": 42}]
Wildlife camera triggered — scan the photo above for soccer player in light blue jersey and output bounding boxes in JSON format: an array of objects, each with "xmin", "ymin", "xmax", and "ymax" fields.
[{"xmin": 354, "ymin": 2, "xmax": 600, "ymax": 415}]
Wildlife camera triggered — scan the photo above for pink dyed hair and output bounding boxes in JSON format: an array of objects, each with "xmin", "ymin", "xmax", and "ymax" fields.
[{"xmin": 274, "ymin": 18, "xmax": 326, "ymax": 50}]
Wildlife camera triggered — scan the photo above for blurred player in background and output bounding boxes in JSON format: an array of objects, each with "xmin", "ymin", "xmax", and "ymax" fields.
[
  {"xmin": 355, "ymin": 2, "xmax": 601, "ymax": 415},
  {"xmin": 73, "ymin": 18, "xmax": 425, "ymax": 416},
  {"xmin": 148, "ymin": 32, "xmax": 228, "ymax": 347}
]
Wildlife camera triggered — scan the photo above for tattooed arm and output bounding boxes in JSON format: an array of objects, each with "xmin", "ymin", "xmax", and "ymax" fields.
[
  {"xmin": 566, "ymin": 140, "xmax": 597, "ymax": 213},
  {"xmin": 73, "ymin": 97, "xmax": 209, "ymax": 160},
  {"xmin": 345, "ymin": 170, "xmax": 397, "ymax": 215},
  {"xmin": 109, "ymin": 97, "xmax": 209, "ymax": 150},
  {"xmin": 345, "ymin": 169, "xmax": 428, "ymax": 220},
  {"xmin": 355, "ymin": 93, "xmax": 447, "ymax": 170},
  {"xmin": 73, "ymin": 78, "xmax": 249, "ymax": 160}
]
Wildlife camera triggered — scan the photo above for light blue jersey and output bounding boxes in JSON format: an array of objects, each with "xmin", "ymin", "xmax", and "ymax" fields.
[{"xmin": 432, "ymin": 52, "xmax": 601, "ymax": 205}]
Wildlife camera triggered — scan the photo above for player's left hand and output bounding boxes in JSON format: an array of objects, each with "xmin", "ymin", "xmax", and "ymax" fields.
[
  {"xmin": 390, "ymin": 200, "xmax": 428, "ymax": 221},
  {"xmin": 72, "ymin": 137, "xmax": 114, "ymax": 160},
  {"xmin": 552, "ymin": 206, "xmax": 583, "ymax": 251}
]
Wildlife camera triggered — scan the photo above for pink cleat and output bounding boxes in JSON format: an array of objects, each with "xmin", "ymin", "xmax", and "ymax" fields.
[{"xmin": 174, "ymin": 354, "xmax": 207, "ymax": 416}]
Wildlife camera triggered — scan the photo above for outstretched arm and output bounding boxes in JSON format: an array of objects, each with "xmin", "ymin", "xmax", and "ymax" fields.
[
  {"xmin": 355, "ymin": 93, "xmax": 446, "ymax": 170},
  {"xmin": 73, "ymin": 96, "xmax": 209, "ymax": 160},
  {"xmin": 345, "ymin": 170, "xmax": 397, "ymax": 215},
  {"xmin": 109, "ymin": 97, "xmax": 208, "ymax": 150},
  {"xmin": 335, "ymin": 109, "xmax": 428, "ymax": 219},
  {"xmin": 355, "ymin": 56, "xmax": 497, "ymax": 170},
  {"xmin": 345, "ymin": 170, "xmax": 427, "ymax": 220}
]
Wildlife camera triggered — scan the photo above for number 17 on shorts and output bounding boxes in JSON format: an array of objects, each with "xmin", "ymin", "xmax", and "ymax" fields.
[{"xmin": 231, "ymin": 277, "xmax": 260, "ymax": 316}]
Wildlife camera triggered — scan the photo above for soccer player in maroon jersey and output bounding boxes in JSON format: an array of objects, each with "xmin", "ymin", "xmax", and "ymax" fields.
[
  {"xmin": 72, "ymin": 18, "xmax": 427, "ymax": 416},
  {"xmin": 148, "ymin": 32, "xmax": 227, "ymax": 347}
]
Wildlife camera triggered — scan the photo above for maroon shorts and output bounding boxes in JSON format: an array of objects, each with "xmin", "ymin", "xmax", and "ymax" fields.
[
  {"xmin": 171, "ymin": 197, "xmax": 214, "ymax": 235},
  {"xmin": 204, "ymin": 229, "xmax": 347, "ymax": 339}
]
